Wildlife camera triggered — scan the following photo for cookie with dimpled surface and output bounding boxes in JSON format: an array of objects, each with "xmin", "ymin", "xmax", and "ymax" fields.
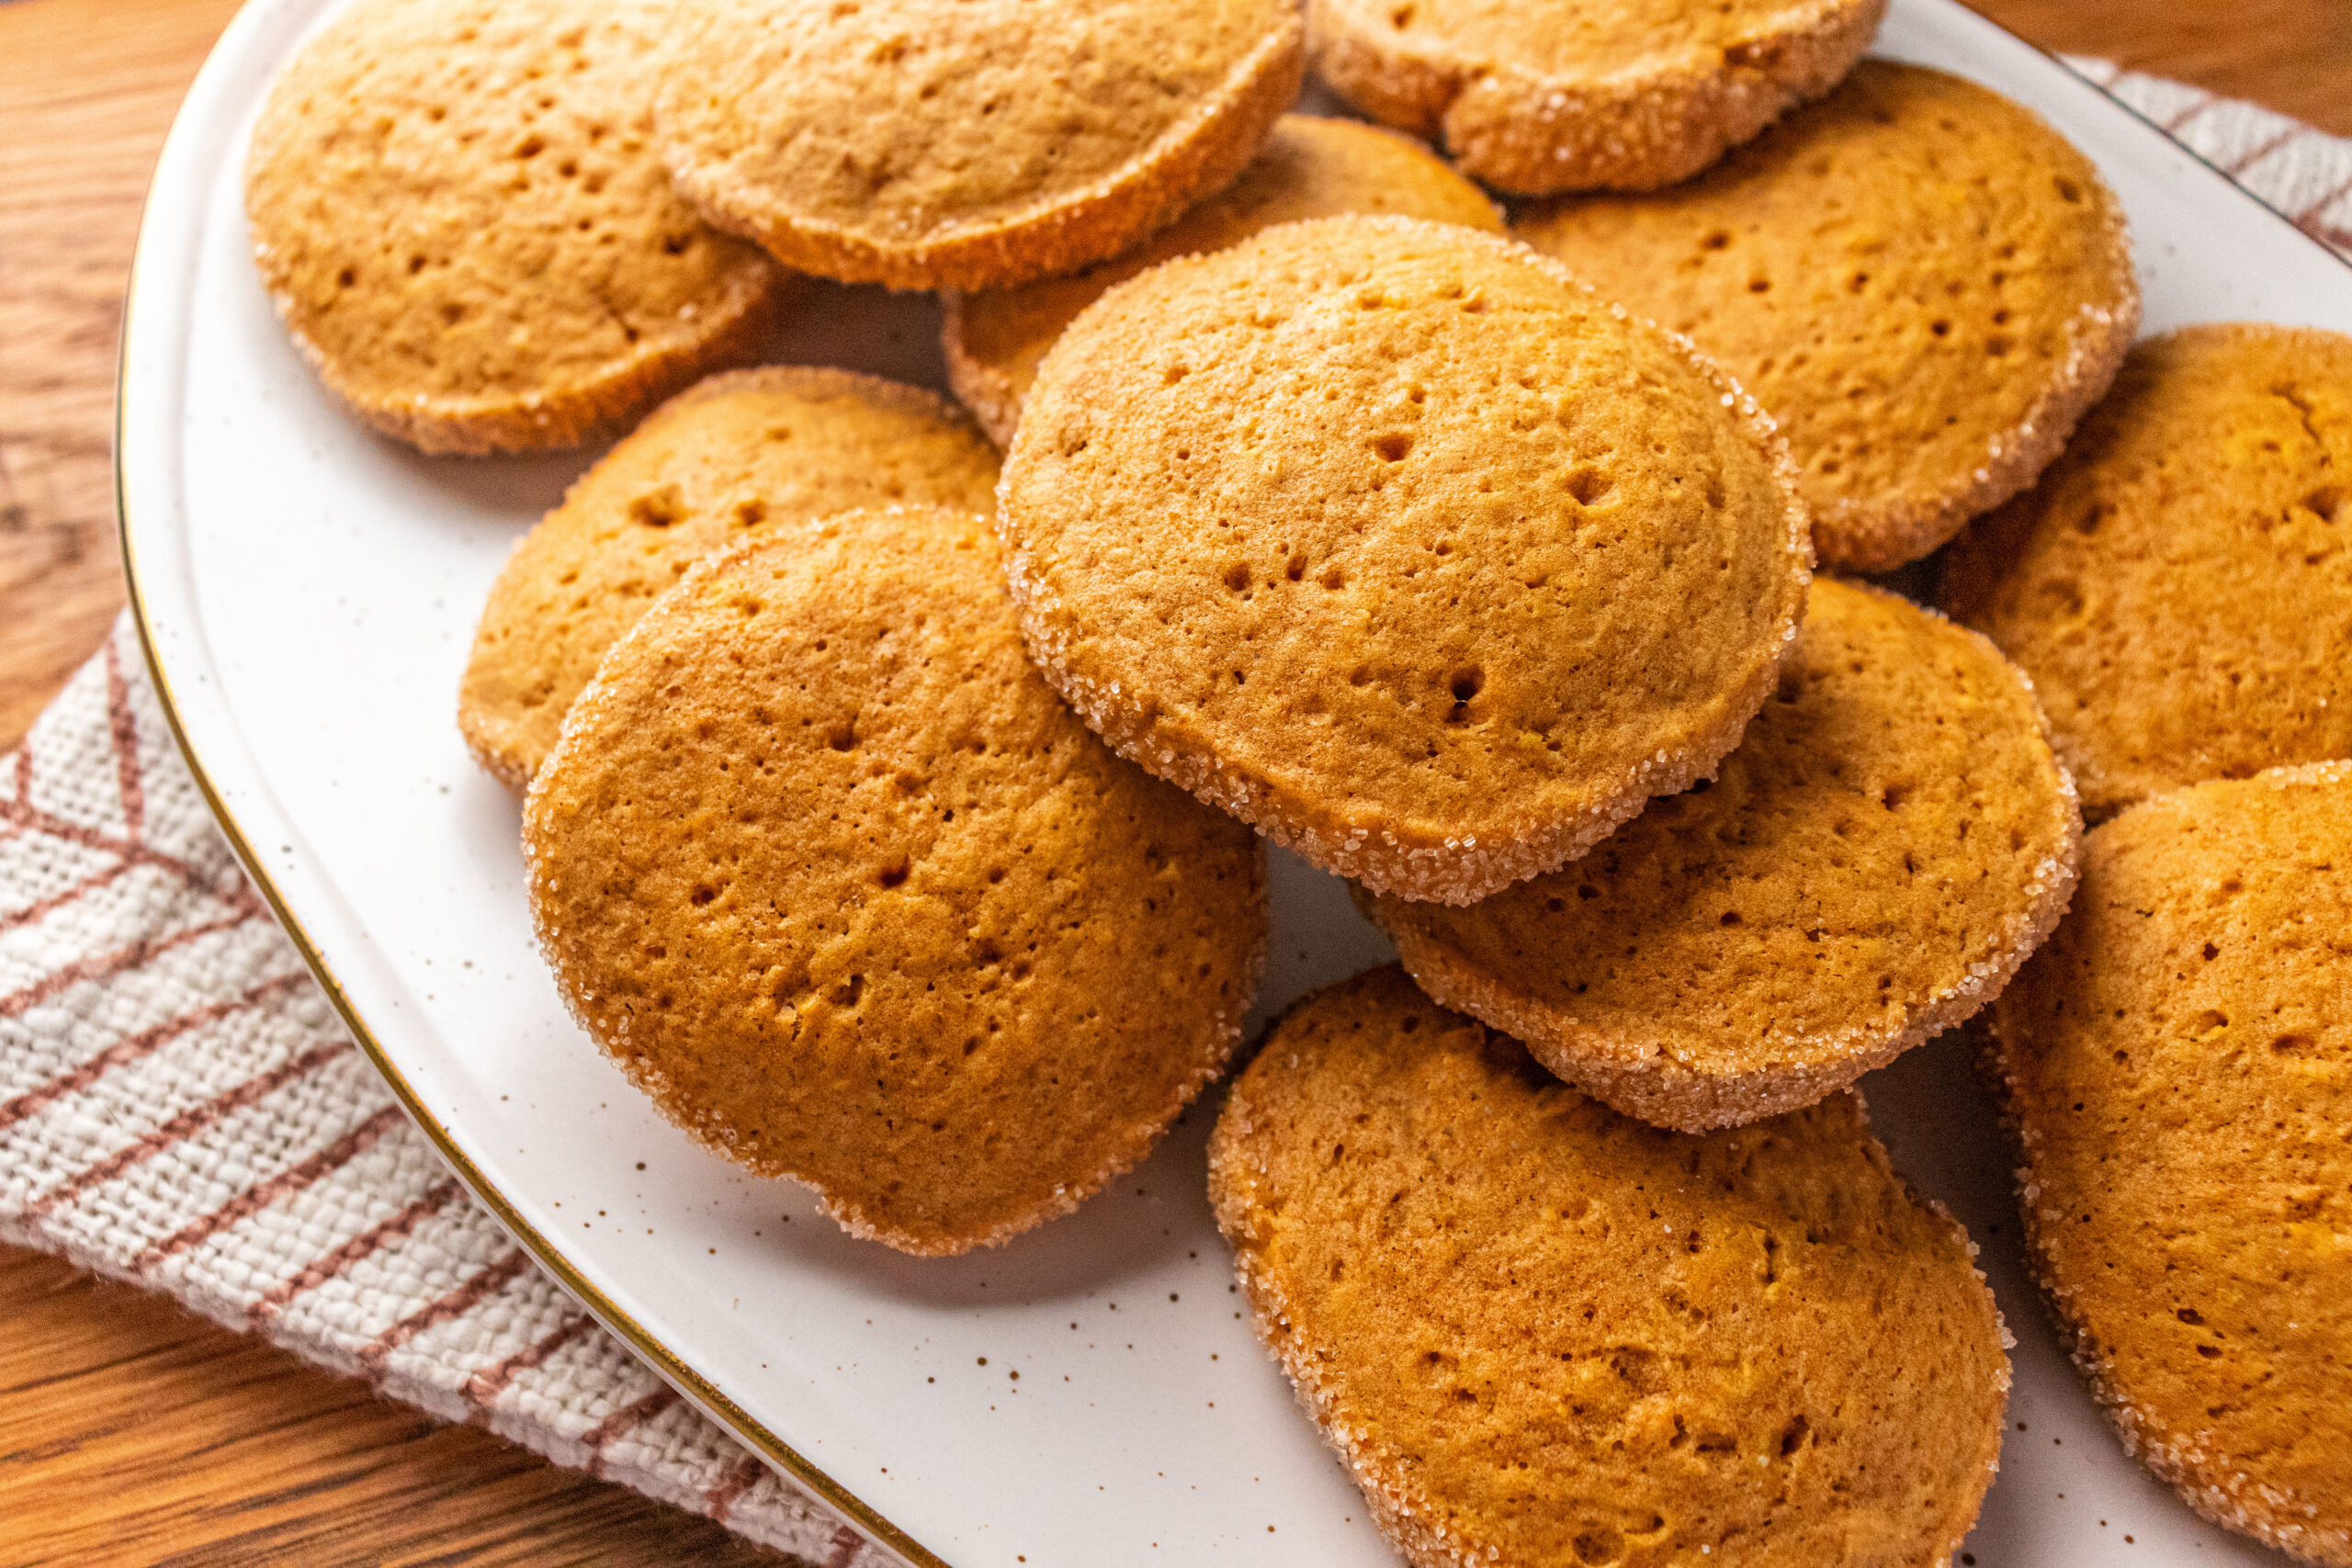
[
  {"xmin": 243, "ymin": 0, "xmax": 787, "ymax": 455},
  {"xmin": 1364, "ymin": 577, "xmax": 2080, "ymax": 1132},
  {"xmin": 942, "ymin": 114, "xmax": 1503, "ymax": 447},
  {"xmin": 460, "ymin": 366, "xmax": 1001, "ymax": 793},
  {"xmin": 1987, "ymin": 762, "xmax": 2352, "ymax": 1566},
  {"xmin": 1307, "ymin": 0, "xmax": 1885, "ymax": 194},
  {"xmin": 525, "ymin": 506, "xmax": 1265, "ymax": 1256},
  {"xmin": 1517, "ymin": 61, "xmax": 2138, "ymax": 571},
  {"xmin": 653, "ymin": 0, "xmax": 1306, "ymax": 291},
  {"xmin": 1940, "ymin": 323, "xmax": 2352, "ymax": 821},
  {"xmin": 1209, "ymin": 964, "xmax": 2010, "ymax": 1568},
  {"xmin": 996, "ymin": 214, "xmax": 1811, "ymax": 906}
]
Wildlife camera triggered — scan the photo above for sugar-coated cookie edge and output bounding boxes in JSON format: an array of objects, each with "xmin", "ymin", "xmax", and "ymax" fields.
[
  {"xmin": 1308, "ymin": 0, "xmax": 1885, "ymax": 194},
  {"xmin": 1815, "ymin": 234, "xmax": 2139, "ymax": 573},
  {"xmin": 242, "ymin": 0, "xmax": 797, "ymax": 459},
  {"xmin": 998, "ymin": 214, "xmax": 1814, "ymax": 906},
  {"xmin": 938, "ymin": 115, "xmax": 1508, "ymax": 448},
  {"xmin": 523, "ymin": 509, "xmax": 1271, "ymax": 1256},
  {"xmin": 1983, "ymin": 758, "xmax": 2352, "ymax": 1568},
  {"xmin": 939, "ymin": 289, "xmax": 1024, "ymax": 448},
  {"xmin": 458, "ymin": 365, "xmax": 993, "ymax": 794},
  {"xmin": 1937, "ymin": 321, "xmax": 2352, "ymax": 817},
  {"xmin": 250, "ymin": 227, "xmax": 790, "ymax": 458},
  {"xmin": 1510, "ymin": 62, "xmax": 2144, "ymax": 570},
  {"xmin": 1208, "ymin": 974, "xmax": 2012, "ymax": 1568},
  {"xmin": 1746, "ymin": 63, "xmax": 2140, "ymax": 571},
  {"xmin": 1369, "ymin": 583, "xmax": 2083, "ymax": 1130},
  {"xmin": 657, "ymin": 6, "xmax": 1306, "ymax": 291}
]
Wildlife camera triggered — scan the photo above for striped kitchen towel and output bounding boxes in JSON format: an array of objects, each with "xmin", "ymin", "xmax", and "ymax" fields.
[
  {"xmin": 2, "ymin": 62, "xmax": 2347, "ymax": 1567},
  {"xmin": 0, "ymin": 620, "xmax": 872, "ymax": 1567},
  {"xmin": 2071, "ymin": 57, "xmax": 2352, "ymax": 254}
]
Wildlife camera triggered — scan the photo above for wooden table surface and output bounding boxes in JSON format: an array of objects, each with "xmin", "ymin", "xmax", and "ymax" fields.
[{"xmin": 2, "ymin": 0, "xmax": 2347, "ymax": 1562}]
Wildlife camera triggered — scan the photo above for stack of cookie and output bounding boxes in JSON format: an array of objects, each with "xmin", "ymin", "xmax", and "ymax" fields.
[
  {"xmin": 1947, "ymin": 324, "xmax": 2352, "ymax": 1566},
  {"xmin": 244, "ymin": 0, "xmax": 2352, "ymax": 1561}
]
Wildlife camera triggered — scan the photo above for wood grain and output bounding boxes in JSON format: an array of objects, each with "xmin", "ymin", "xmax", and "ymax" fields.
[
  {"xmin": 0, "ymin": 0, "xmax": 2346, "ymax": 1561},
  {"xmin": 0, "ymin": 1249, "xmax": 782, "ymax": 1566},
  {"xmin": 1970, "ymin": 0, "xmax": 2352, "ymax": 138},
  {"xmin": 0, "ymin": 0, "xmax": 232, "ymax": 755},
  {"xmin": 0, "ymin": 6, "xmax": 775, "ymax": 1562}
]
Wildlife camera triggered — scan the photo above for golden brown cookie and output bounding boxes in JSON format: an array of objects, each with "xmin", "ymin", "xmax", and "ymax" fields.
[
  {"xmin": 1987, "ymin": 762, "xmax": 2352, "ymax": 1565},
  {"xmin": 244, "ymin": 0, "xmax": 787, "ymax": 456},
  {"xmin": 525, "ymin": 507, "xmax": 1266, "ymax": 1255},
  {"xmin": 1210, "ymin": 964, "xmax": 2009, "ymax": 1568},
  {"xmin": 460, "ymin": 367, "xmax": 1001, "ymax": 793},
  {"xmin": 997, "ymin": 215, "xmax": 1811, "ymax": 905},
  {"xmin": 942, "ymin": 115, "xmax": 1503, "ymax": 446},
  {"xmin": 1940, "ymin": 323, "xmax": 2352, "ymax": 822},
  {"xmin": 652, "ymin": 0, "xmax": 1305, "ymax": 292},
  {"xmin": 1365, "ymin": 578, "xmax": 2080, "ymax": 1131},
  {"xmin": 1518, "ymin": 61, "xmax": 2139, "ymax": 571},
  {"xmin": 1308, "ymin": 0, "xmax": 1885, "ymax": 194}
]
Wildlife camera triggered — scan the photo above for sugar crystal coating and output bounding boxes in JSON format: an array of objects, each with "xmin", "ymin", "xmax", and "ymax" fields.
[
  {"xmin": 1368, "ymin": 578, "xmax": 2081, "ymax": 1130},
  {"xmin": 1310, "ymin": 0, "xmax": 1885, "ymax": 194},
  {"xmin": 1989, "ymin": 762, "xmax": 2352, "ymax": 1566},
  {"xmin": 461, "ymin": 367, "xmax": 1000, "ymax": 791},
  {"xmin": 1519, "ymin": 62, "xmax": 2138, "ymax": 570},
  {"xmin": 246, "ymin": 0, "xmax": 786, "ymax": 454},
  {"xmin": 997, "ymin": 215, "xmax": 1812, "ymax": 904},
  {"xmin": 655, "ymin": 0, "xmax": 1305, "ymax": 289},
  {"xmin": 1942, "ymin": 323, "xmax": 2352, "ymax": 818},
  {"xmin": 526, "ymin": 507, "xmax": 1266, "ymax": 1254},
  {"xmin": 1212, "ymin": 965, "xmax": 2009, "ymax": 1568}
]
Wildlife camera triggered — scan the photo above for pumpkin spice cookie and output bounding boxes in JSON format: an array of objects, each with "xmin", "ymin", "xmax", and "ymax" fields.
[
  {"xmin": 526, "ymin": 507, "xmax": 1266, "ymax": 1255},
  {"xmin": 1308, "ymin": 0, "xmax": 1885, "ymax": 195},
  {"xmin": 1365, "ymin": 579, "xmax": 2080, "ymax": 1132},
  {"xmin": 653, "ymin": 0, "xmax": 1305, "ymax": 292},
  {"xmin": 244, "ymin": 0, "xmax": 788, "ymax": 456},
  {"xmin": 1518, "ymin": 61, "xmax": 2139, "ymax": 571},
  {"xmin": 942, "ymin": 114, "xmax": 1503, "ymax": 446},
  {"xmin": 997, "ymin": 216, "xmax": 1811, "ymax": 905},
  {"xmin": 459, "ymin": 367, "xmax": 1001, "ymax": 793},
  {"xmin": 1210, "ymin": 965, "xmax": 2010, "ymax": 1568},
  {"xmin": 1988, "ymin": 763, "xmax": 2352, "ymax": 1565},
  {"xmin": 1941, "ymin": 323, "xmax": 2352, "ymax": 821}
]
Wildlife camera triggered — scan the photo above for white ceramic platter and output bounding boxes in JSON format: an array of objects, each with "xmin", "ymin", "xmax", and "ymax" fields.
[{"xmin": 119, "ymin": 2, "xmax": 2352, "ymax": 1562}]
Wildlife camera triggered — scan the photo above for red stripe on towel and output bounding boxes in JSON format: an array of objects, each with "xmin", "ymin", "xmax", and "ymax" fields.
[
  {"xmin": 0, "ymin": 913, "xmax": 264, "ymax": 1020},
  {"xmin": 133, "ymin": 1101, "xmax": 405, "ymax": 1272},
  {"xmin": 19, "ymin": 1040, "xmax": 343, "ymax": 1221},
  {"xmin": 466, "ymin": 1311, "xmax": 598, "ymax": 1409},
  {"xmin": 361, "ymin": 1247, "xmax": 534, "ymax": 1371},
  {"xmin": 582, "ymin": 1385, "xmax": 682, "ymax": 1479},
  {"xmin": 102, "ymin": 637, "xmax": 146, "ymax": 841},
  {"xmin": 247, "ymin": 1178, "xmax": 466, "ymax": 1324},
  {"xmin": 705, "ymin": 1450, "xmax": 771, "ymax": 1527},
  {"xmin": 0, "ymin": 973, "xmax": 309, "ymax": 1134}
]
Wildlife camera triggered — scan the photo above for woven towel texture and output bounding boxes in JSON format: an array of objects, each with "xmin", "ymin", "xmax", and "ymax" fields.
[
  {"xmin": 0, "ymin": 622, "xmax": 874, "ymax": 1565},
  {"xmin": 0, "ymin": 62, "xmax": 2344, "ymax": 1564}
]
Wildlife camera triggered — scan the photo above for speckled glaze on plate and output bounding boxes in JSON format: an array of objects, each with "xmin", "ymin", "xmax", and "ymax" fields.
[{"xmin": 118, "ymin": 1, "xmax": 2352, "ymax": 1562}]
